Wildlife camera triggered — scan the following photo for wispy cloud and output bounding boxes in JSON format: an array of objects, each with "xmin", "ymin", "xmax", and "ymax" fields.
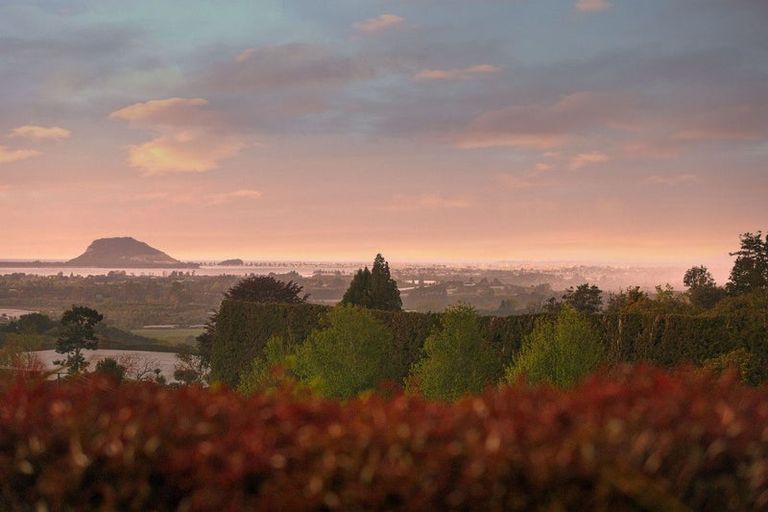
[
  {"xmin": 0, "ymin": 145, "xmax": 40, "ymax": 164},
  {"xmin": 414, "ymin": 65, "xmax": 501, "ymax": 81},
  {"xmin": 10, "ymin": 125, "xmax": 71, "ymax": 141},
  {"xmin": 569, "ymin": 151, "xmax": 609, "ymax": 170},
  {"xmin": 576, "ymin": 0, "xmax": 612, "ymax": 12},
  {"xmin": 387, "ymin": 193, "xmax": 471, "ymax": 211},
  {"xmin": 645, "ymin": 174, "xmax": 698, "ymax": 186},
  {"xmin": 354, "ymin": 14, "xmax": 403, "ymax": 33},
  {"xmin": 110, "ymin": 98, "xmax": 249, "ymax": 175},
  {"xmin": 209, "ymin": 189, "xmax": 262, "ymax": 205}
]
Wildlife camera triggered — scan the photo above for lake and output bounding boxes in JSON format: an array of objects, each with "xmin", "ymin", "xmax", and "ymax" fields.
[{"xmin": 34, "ymin": 349, "xmax": 180, "ymax": 382}]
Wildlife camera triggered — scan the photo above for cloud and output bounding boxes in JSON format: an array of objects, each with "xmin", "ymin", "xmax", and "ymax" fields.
[
  {"xmin": 576, "ymin": 0, "xmax": 612, "ymax": 12},
  {"xmin": 414, "ymin": 65, "xmax": 501, "ymax": 81},
  {"xmin": 569, "ymin": 151, "xmax": 609, "ymax": 170},
  {"xmin": 110, "ymin": 98, "xmax": 248, "ymax": 175},
  {"xmin": 0, "ymin": 145, "xmax": 40, "ymax": 164},
  {"xmin": 354, "ymin": 14, "xmax": 403, "ymax": 33},
  {"xmin": 209, "ymin": 189, "xmax": 262, "ymax": 205},
  {"xmin": 203, "ymin": 44, "xmax": 373, "ymax": 94},
  {"xmin": 10, "ymin": 125, "xmax": 71, "ymax": 141},
  {"xmin": 645, "ymin": 174, "xmax": 698, "ymax": 186},
  {"xmin": 388, "ymin": 193, "xmax": 471, "ymax": 211},
  {"xmin": 457, "ymin": 91, "xmax": 634, "ymax": 149}
]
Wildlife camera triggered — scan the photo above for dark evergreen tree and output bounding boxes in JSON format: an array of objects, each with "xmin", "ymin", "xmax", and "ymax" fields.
[
  {"xmin": 54, "ymin": 305, "xmax": 103, "ymax": 374},
  {"xmin": 342, "ymin": 254, "xmax": 402, "ymax": 311},
  {"xmin": 727, "ymin": 232, "xmax": 768, "ymax": 294},
  {"xmin": 196, "ymin": 276, "xmax": 308, "ymax": 368}
]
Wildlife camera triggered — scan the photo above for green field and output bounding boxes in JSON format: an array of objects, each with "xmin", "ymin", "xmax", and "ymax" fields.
[{"xmin": 130, "ymin": 328, "xmax": 204, "ymax": 347}]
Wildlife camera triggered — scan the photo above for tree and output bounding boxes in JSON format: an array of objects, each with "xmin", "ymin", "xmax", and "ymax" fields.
[
  {"xmin": 294, "ymin": 305, "xmax": 396, "ymax": 398},
  {"xmin": 683, "ymin": 265, "xmax": 726, "ymax": 310},
  {"xmin": 341, "ymin": 253, "xmax": 402, "ymax": 311},
  {"xmin": 54, "ymin": 306, "xmax": 103, "ymax": 374},
  {"xmin": 727, "ymin": 231, "xmax": 768, "ymax": 295},
  {"xmin": 505, "ymin": 305, "xmax": 603, "ymax": 388},
  {"xmin": 196, "ymin": 275, "xmax": 308, "ymax": 368},
  {"xmin": 224, "ymin": 275, "xmax": 309, "ymax": 303},
  {"xmin": 95, "ymin": 357, "xmax": 126, "ymax": 383},
  {"xmin": 562, "ymin": 283, "xmax": 603, "ymax": 314},
  {"xmin": 408, "ymin": 304, "xmax": 502, "ymax": 400}
]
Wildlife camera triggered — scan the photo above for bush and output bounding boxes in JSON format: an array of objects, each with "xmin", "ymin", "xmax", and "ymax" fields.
[
  {"xmin": 506, "ymin": 305, "xmax": 604, "ymax": 387},
  {"xmin": 1, "ymin": 367, "xmax": 767, "ymax": 510},
  {"xmin": 238, "ymin": 335, "xmax": 297, "ymax": 395},
  {"xmin": 703, "ymin": 348, "xmax": 762, "ymax": 385},
  {"xmin": 94, "ymin": 358, "xmax": 126, "ymax": 383},
  {"xmin": 294, "ymin": 305, "xmax": 397, "ymax": 398},
  {"xmin": 408, "ymin": 304, "xmax": 502, "ymax": 400}
]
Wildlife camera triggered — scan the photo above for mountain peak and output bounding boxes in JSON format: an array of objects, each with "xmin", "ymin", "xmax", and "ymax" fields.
[{"xmin": 66, "ymin": 237, "xmax": 197, "ymax": 268}]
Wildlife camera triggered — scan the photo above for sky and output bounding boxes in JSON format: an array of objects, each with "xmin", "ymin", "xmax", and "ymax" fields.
[{"xmin": 0, "ymin": 0, "xmax": 766, "ymax": 272}]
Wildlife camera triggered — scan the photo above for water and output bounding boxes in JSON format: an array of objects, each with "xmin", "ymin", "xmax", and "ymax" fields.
[
  {"xmin": 33, "ymin": 349, "xmax": 180, "ymax": 382},
  {"xmin": 0, "ymin": 264, "xmax": 360, "ymax": 278}
]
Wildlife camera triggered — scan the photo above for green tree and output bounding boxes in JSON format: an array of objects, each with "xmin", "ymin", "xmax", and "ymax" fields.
[
  {"xmin": 727, "ymin": 231, "xmax": 768, "ymax": 294},
  {"xmin": 294, "ymin": 305, "xmax": 395, "ymax": 398},
  {"xmin": 341, "ymin": 254, "xmax": 402, "ymax": 311},
  {"xmin": 683, "ymin": 265, "xmax": 726, "ymax": 309},
  {"xmin": 238, "ymin": 335, "xmax": 296, "ymax": 395},
  {"xmin": 408, "ymin": 304, "xmax": 502, "ymax": 401},
  {"xmin": 54, "ymin": 306, "xmax": 103, "ymax": 374},
  {"xmin": 505, "ymin": 305, "xmax": 603, "ymax": 388},
  {"xmin": 562, "ymin": 283, "xmax": 603, "ymax": 314}
]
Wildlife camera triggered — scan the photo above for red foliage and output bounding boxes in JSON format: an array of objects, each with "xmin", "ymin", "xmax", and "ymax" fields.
[{"xmin": 1, "ymin": 366, "xmax": 767, "ymax": 511}]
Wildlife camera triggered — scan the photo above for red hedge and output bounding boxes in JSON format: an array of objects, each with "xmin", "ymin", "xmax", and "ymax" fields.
[{"xmin": 1, "ymin": 367, "xmax": 767, "ymax": 511}]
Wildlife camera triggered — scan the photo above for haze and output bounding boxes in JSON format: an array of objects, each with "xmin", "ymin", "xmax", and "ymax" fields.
[{"xmin": 1, "ymin": 0, "xmax": 766, "ymax": 268}]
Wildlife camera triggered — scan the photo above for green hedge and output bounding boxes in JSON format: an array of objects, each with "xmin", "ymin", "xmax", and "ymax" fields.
[{"xmin": 211, "ymin": 301, "xmax": 767, "ymax": 386}]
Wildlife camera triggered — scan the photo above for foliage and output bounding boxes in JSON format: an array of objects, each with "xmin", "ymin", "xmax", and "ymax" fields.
[
  {"xmin": 562, "ymin": 283, "xmax": 603, "ymax": 314},
  {"xmin": 2, "ymin": 367, "xmax": 768, "ymax": 510},
  {"xmin": 604, "ymin": 286, "xmax": 650, "ymax": 315},
  {"xmin": 341, "ymin": 253, "xmax": 402, "ymax": 311},
  {"xmin": 224, "ymin": 275, "xmax": 309, "ymax": 304},
  {"xmin": 683, "ymin": 265, "xmax": 726, "ymax": 310},
  {"xmin": 174, "ymin": 346, "xmax": 210, "ymax": 385},
  {"xmin": 703, "ymin": 348, "xmax": 761, "ymax": 385},
  {"xmin": 506, "ymin": 305, "xmax": 604, "ymax": 388},
  {"xmin": 94, "ymin": 357, "xmax": 126, "ymax": 383},
  {"xmin": 408, "ymin": 304, "xmax": 502, "ymax": 400},
  {"xmin": 727, "ymin": 231, "xmax": 768, "ymax": 294},
  {"xmin": 54, "ymin": 306, "xmax": 103, "ymax": 374},
  {"xmin": 238, "ymin": 335, "xmax": 297, "ymax": 395},
  {"xmin": 294, "ymin": 305, "xmax": 397, "ymax": 398},
  {"xmin": 198, "ymin": 275, "xmax": 309, "ymax": 369}
]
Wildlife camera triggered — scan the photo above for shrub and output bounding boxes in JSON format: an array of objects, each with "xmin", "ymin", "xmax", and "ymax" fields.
[
  {"xmin": 1, "ymin": 367, "xmax": 767, "ymax": 510},
  {"xmin": 408, "ymin": 304, "xmax": 502, "ymax": 400},
  {"xmin": 294, "ymin": 305, "xmax": 396, "ymax": 398},
  {"xmin": 506, "ymin": 305, "xmax": 603, "ymax": 387},
  {"xmin": 238, "ymin": 335, "xmax": 297, "ymax": 395},
  {"xmin": 703, "ymin": 348, "xmax": 762, "ymax": 385},
  {"xmin": 94, "ymin": 358, "xmax": 126, "ymax": 383}
]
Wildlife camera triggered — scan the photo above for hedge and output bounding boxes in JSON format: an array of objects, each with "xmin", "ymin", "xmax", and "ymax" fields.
[
  {"xmin": 211, "ymin": 301, "xmax": 766, "ymax": 387},
  {"xmin": 2, "ymin": 367, "xmax": 767, "ymax": 510}
]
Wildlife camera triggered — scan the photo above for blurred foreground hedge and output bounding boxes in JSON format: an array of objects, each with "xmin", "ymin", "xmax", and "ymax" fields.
[{"xmin": 2, "ymin": 366, "xmax": 767, "ymax": 511}]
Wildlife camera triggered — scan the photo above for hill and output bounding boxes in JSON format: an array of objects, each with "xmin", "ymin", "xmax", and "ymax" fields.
[{"xmin": 66, "ymin": 237, "xmax": 198, "ymax": 268}]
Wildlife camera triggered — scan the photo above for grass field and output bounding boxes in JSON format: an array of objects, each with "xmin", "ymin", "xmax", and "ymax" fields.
[{"xmin": 130, "ymin": 328, "xmax": 203, "ymax": 347}]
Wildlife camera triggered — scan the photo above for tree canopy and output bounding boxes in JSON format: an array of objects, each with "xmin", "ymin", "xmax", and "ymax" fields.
[
  {"xmin": 728, "ymin": 231, "xmax": 768, "ymax": 295},
  {"xmin": 55, "ymin": 305, "xmax": 103, "ymax": 374},
  {"xmin": 224, "ymin": 275, "xmax": 309, "ymax": 304}
]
